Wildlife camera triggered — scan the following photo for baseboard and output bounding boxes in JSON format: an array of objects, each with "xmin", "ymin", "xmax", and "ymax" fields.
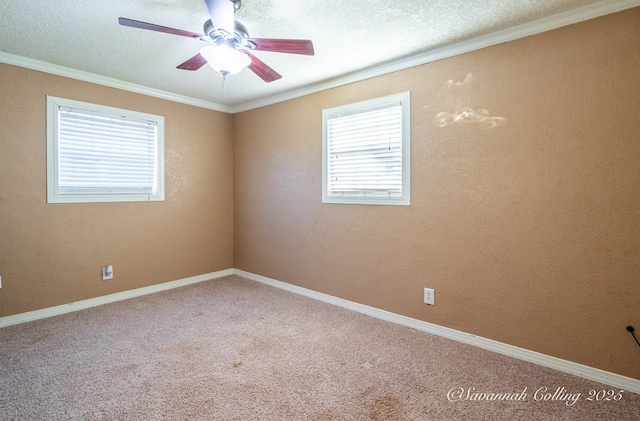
[
  {"xmin": 234, "ymin": 269, "xmax": 640, "ymax": 394},
  {"xmin": 0, "ymin": 269, "xmax": 234, "ymax": 329},
  {"xmin": 3, "ymin": 267, "xmax": 637, "ymax": 393}
]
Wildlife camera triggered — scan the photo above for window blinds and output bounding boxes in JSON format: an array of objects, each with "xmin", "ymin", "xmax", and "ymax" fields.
[
  {"xmin": 326, "ymin": 103, "xmax": 403, "ymax": 198},
  {"xmin": 57, "ymin": 106, "xmax": 158, "ymax": 195}
]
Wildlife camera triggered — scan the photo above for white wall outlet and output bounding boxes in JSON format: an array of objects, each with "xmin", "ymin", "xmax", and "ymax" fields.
[
  {"xmin": 102, "ymin": 265, "xmax": 114, "ymax": 281},
  {"xmin": 0, "ymin": 274, "xmax": 2, "ymax": 289},
  {"xmin": 424, "ymin": 288, "xmax": 435, "ymax": 305}
]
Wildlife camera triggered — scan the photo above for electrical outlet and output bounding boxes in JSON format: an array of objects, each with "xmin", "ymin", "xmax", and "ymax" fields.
[
  {"xmin": 424, "ymin": 288, "xmax": 434, "ymax": 305},
  {"xmin": 102, "ymin": 265, "xmax": 114, "ymax": 281},
  {"xmin": 0, "ymin": 274, "xmax": 2, "ymax": 289}
]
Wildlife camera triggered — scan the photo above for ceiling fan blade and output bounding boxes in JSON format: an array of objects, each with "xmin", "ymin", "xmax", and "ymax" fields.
[
  {"xmin": 118, "ymin": 17, "xmax": 204, "ymax": 39},
  {"xmin": 249, "ymin": 38, "xmax": 315, "ymax": 56},
  {"xmin": 242, "ymin": 50, "xmax": 282, "ymax": 83},
  {"xmin": 177, "ymin": 53, "xmax": 208, "ymax": 71},
  {"xmin": 204, "ymin": 0, "xmax": 235, "ymax": 36}
]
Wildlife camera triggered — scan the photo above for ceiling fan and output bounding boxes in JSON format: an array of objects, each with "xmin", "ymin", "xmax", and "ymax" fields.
[{"xmin": 119, "ymin": 0, "xmax": 314, "ymax": 83}]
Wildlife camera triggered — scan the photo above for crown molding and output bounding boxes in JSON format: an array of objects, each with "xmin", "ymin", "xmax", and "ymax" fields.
[
  {"xmin": 0, "ymin": 52, "xmax": 232, "ymax": 113},
  {"xmin": 231, "ymin": 0, "xmax": 640, "ymax": 113},
  {"xmin": 2, "ymin": 0, "xmax": 638, "ymax": 114}
]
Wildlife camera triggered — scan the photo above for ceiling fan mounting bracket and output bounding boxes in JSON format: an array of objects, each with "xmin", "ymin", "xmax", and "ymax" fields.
[{"xmin": 231, "ymin": 0, "xmax": 243, "ymax": 12}]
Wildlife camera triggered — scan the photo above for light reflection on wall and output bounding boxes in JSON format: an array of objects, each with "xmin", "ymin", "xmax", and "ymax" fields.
[{"xmin": 434, "ymin": 73, "xmax": 506, "ymax": 129}]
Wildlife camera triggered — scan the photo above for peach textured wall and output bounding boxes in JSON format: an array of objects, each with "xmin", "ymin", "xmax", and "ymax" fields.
[
  {"xmin": 0, "ymin": 64, "xmax": 234, "ymax": 317},
  {"xmin": 233, "ymin": 9, "xmax": 640, "ymax": 379}
]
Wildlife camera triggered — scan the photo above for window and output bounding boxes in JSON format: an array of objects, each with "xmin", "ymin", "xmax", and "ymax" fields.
[
  {"xmin": 46, "ymin": 96, "xmax": 164, "ymax": 203},
  {"xmin": 322, "ymin": 92, "xmax": 410, "ymax": 205}
]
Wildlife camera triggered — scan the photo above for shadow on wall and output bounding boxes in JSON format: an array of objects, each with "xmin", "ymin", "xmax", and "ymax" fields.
[{"xmin": 434, "ymin": 73, "xmax": 507, "ymax": 129}]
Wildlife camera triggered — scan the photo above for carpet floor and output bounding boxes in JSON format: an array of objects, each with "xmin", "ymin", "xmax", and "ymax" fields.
[{"xmin": 0, "ymin": 275, "xmax": 638, "ymax": 420}]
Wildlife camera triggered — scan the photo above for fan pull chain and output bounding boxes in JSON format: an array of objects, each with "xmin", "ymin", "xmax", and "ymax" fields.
[{"xmin": 221, "ymin": 73, "xmax": 227, "ymax": 98}]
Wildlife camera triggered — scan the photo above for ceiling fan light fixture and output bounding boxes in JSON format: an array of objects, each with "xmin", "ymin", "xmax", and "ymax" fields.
[{"xmin": 200, "ymin": 45, "xmax": 250, "ymax": 76}]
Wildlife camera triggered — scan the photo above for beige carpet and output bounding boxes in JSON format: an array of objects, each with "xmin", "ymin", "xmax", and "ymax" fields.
[{"xmin": 0, "ymin": 275, "xmax": 638, "ymax": 420}]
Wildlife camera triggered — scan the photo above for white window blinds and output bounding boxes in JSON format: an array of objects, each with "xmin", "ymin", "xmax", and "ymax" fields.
[
  {"xmin": 47, "ymin": 96, "xmax": 164, "ymax": 203},
  {"xmin": 322, "ymin": 92, "xmax": 410, "ymax": 205}
]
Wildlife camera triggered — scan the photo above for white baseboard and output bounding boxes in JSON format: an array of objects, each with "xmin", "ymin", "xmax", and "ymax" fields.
[
  {"xmin": 3, "ymin": 267, "xmax": 637, "ymax": 393},
  {"xmin": 0, "ymin": 269, "xmax": 233, "ymax": 329},
  {"xmin": 234, "ymin": 269, "xmax": 640, "ymax": 394}
]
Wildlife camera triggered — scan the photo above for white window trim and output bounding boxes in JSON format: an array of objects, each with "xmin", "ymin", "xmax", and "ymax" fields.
[
  {"xmin": 46, "ymin": 96, "xmax": 165, "ymax": 204},
  {"xmin": 322, "ymin": 91, "xmax": 410, "ymax": 206}
]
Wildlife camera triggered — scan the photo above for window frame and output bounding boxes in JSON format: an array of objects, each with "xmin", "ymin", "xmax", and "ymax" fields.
[
  {"xmin": 322, "ymin": 91, "xmax": 410, "ymax": 206},
  {"xmin": 46, "ymin": 96, "xmax": 165, "ymax": 204}
]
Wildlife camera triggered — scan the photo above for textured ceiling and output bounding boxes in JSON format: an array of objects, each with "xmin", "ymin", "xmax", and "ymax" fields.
[{"xmin": 0, "ymin": 0, "xmax": 631, "ymax": 111}]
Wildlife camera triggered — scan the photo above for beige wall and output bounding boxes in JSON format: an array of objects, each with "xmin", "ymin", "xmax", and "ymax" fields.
[
  {"xmin": 1, "ymin": 8, "xmax": 638, "ymax": 380},
  {"xmin": 234, "ymin": 9, "xmax": 640, "ymax": 379},
  {"xmin": 0, "ymin": 64, "xmax": 234, "ymax": 317}
]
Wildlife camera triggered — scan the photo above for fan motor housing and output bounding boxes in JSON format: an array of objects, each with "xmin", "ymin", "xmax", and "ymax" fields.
[{"xmin": 204, "ymin": 19, "xmax": 248, "ymax": 40}]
